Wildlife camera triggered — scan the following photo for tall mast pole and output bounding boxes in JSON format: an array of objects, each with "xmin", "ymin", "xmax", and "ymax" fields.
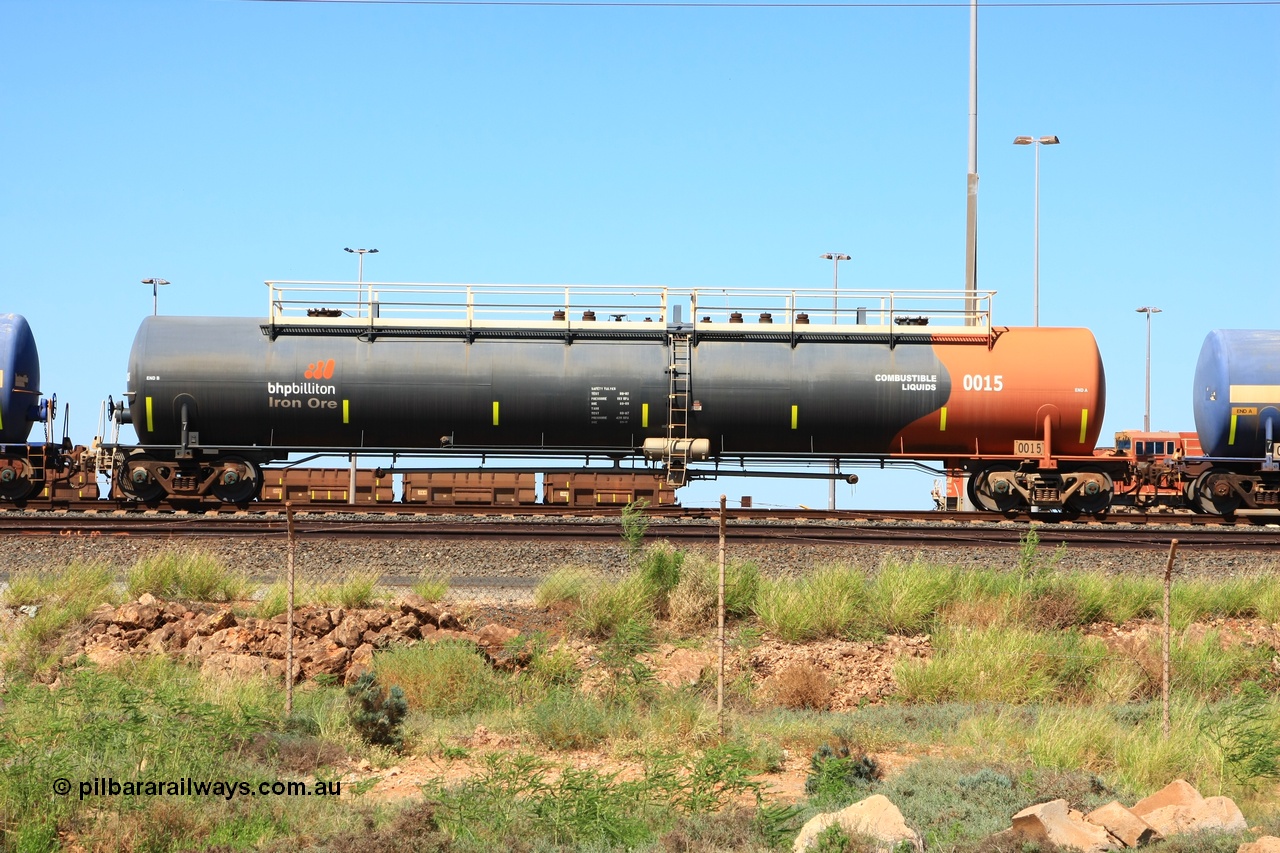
[{"xmin": 964, "ymin": 0, "xmax": 979, "ymax": 324}]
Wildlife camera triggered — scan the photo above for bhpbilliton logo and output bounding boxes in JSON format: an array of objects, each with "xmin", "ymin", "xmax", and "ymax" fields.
[{"xmin": 305, "ymin": 359, "xmax": 336, "ymax": 380}]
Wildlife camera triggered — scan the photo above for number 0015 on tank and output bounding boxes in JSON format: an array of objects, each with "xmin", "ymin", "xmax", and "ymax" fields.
[{"xmin": 1015, "ymin": 440, "xmax": 1045, "ymax": 456}]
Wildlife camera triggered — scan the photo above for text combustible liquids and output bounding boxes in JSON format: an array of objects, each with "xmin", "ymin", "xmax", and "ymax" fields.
[{"xmin": 874, "ymin": 373, "xmax": 940, "ymax": 392}]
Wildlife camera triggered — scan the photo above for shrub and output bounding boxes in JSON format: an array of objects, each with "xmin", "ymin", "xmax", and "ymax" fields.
[
  {"xmin": 805, "ymin": 743, "xmax": 881, "ymax": 805},
  {"xmin": 375, "ymin": 640, "xmax": 506, "ymax": 715},
  {"xmin": 571, "ymin": 573, "xmax": 660, "ymax": 639},
  {"xmin": 621, "ymin": 498, "xmax": 652, "ymax": 555},
  {"xmin": 534, "ymin": 565, "xmax": 593, "ymax": 608},
  {"xmin": 126, "ymin": 549, "xmax": 253, "ymax": 601},
  {"xmin": 667, "ymin": 553, "xmax": 760, "ymax": 629},
  {"xmin": 524, "ymin": 639, "xmax": 582, "ymax": 690},
  {"xmin": 314, "ymin": 571, "xmax": 380, "ymax": 609},
  {"xmin": 1200, "ymin": 682, "xmax": 1280, "ymax": 791},
  {"xmin": 527, "ymin": 687, "xmax": 612, "ymax": 750},
  {"xmin": 2, "ymin": 561, "xmax": 117, "ymax": 675},
  {"xmin": 895, "ymin": 625, "xmax": 1109, "ymax": 704},
  {"xmin": 754, "ymin": 565, "xmax": 868, "ymax": 642},
  {"xmin": 770, "ymin": 663, "xmax": 833, "ymax": 711},
  {"xmin": 639, "ymin": 542, "xmax": 685, "ymax": 599},
  {"xmin": 868, "ymin": 558, "xmax": 956, "ymax": 634},
  {"xmin": 346, "ymin": 672, "xmax": 408, "ymax": 749},
  {"xmin": 253, "ymin": 581, "xmax": 289, "ymax": 619},
  {"xmin": 412, "ymin": 572, "xmax": 450, "ymax": 602}
]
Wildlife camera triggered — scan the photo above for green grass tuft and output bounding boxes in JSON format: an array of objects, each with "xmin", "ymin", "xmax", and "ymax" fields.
[
  {"xmin": 411, "ymin": 572, "xmax": 450, "ymax": 602},
  {"xmin": 374, "ymin": 639, "xmax": 508, "ymax": 715},
  {"xmin": 126, "ymin": 549, "xmax": 254, "ymax": 602}
]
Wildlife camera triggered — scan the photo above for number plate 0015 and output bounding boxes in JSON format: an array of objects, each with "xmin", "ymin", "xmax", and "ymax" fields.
[{"xmin": 1015, "ymin": 439, "xmax": 1045, "ymax": 456}]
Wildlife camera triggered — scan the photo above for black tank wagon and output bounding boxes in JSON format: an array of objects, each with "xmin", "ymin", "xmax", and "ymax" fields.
[{"xmin": 110, "ymin": 282, "xmax": 1111, "ymax": 512}]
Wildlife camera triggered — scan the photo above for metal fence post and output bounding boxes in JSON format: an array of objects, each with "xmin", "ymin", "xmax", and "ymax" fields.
[
  {"xmin": 286, "ymin": 501, "xmax": 297, "ymax": 717},
  {"xmin": 1163, "ymin": 539, "xmax": 1179, "ymax": 740},
  {"xmin": 718, "ymin": 495, "xmax": 726, "ymax": 734}
]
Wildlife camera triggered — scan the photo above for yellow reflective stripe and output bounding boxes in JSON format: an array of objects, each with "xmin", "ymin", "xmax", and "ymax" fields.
[
  {"xmin": 342, "ymin": 400, "xmax": 350, "ymax": 424},
  {"xmin": 642, "ymin": 403, "xmax": 648, "ymax": 428},
  {"xmin": 493, "ymin": 401, "xmax": 500, "ymax": 426},
  {"xmin": 939, "ymin": 406, "xmax": 947, "ymax": 432},
  {"xmin": 1229, "ymin": 412, "xmax": 1238, "ymax": 445},
  {"xmin": 146, "ymin": 397, "xmax": 154, "ymax": 433},
  {"xmin": 790, "ymin": 405, "xmax": 798, "ymax": 429},
  {"xmin": 1230, "ymin": 384, "xmax": 1280, "ymax": 403},
  {"xmin": 1079, "ymin": 409, "xmax": 1089, "ymax": 444}
]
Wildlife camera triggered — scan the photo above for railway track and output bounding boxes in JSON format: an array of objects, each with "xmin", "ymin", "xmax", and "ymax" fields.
[{"xmin": 2, "ymin": 506, "xmax": 1278, "ymax": 550}]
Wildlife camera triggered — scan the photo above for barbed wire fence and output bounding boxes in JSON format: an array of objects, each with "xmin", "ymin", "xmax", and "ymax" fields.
[{"xmin": 260, "ymin": 498, "xmax": 1275, "ymax": 736}]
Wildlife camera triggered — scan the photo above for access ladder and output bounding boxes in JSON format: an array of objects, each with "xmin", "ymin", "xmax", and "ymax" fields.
[{"xmin": 665, "ymin": 333, "xmax": 691, "ymax": 486}]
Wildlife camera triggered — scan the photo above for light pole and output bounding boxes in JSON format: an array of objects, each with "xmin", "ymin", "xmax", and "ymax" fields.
[
  {"xmin": 1013, "ymin": 135, "xmax": 1060, "ymax": 326},
  {"xmin": 342, "ymin": 248, "xmax": 377, "ymax": 506},
  {"xmin": 820, "ymin": 252, "xmax": 850, "ymax": 511},
  {"xmin": 344, "ymin": 247, "xmax": 378, "ymax": 316},
  {"xmin": 1136, "ymin": 306, "xmax": 1162, "ymax": 431},
  {"xmin": 141, "ymin": 278, "xmax": 169, "ymax": 316},
  {"xmin": 820, "ymin": 252, "xmax": 850, "ymax": 324}
]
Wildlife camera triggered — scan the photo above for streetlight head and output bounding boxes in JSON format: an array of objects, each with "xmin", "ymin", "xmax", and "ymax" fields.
[
  {"xmin": 1013, "ymin": 136, "xmax": 1035, "ymax": 145},
  {"xmin": 141, "ymin": 278, "xmax": 169, "ymax": 286},
  {"xmin": 369, "ymin": 249, "xmax": 379, "ymax": 255},
  {"xmin": 1136, "ymin": 306, "xmax": 1162, "ymax": 314},
  {"xmin": 821, "ymin": 252, "xmax": 850, "ymax": 261},
  {"xmin": 344, "ymin": 247, "xmax": 354, "ymax": 253},
  {"xmin": 1039, "ymin": 135, "xmax": 1060, "ymax": 145}
]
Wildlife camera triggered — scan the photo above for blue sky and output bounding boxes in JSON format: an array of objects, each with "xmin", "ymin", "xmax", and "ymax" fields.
[{"xmin": 3, "ymin": 0, "xmax": 1277, "ymax": 509}]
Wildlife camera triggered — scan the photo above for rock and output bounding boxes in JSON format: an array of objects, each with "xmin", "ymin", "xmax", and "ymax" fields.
[
  {"xmin": 400, "ymin": 593, "xmax": 440, "ymax": 625},
  {"xmin": 200, "ymin": 652, "xmax": 286, "ymax": 681},
  {"xmin": 793, "ymin": 795, "xmax": 923, "ymax": 853},
  {"xmin": 1010, "ymin": 799, "xmax": 1118, "ymax": 853},
  {"xmin": 88, "ymin": 603, "xmax": 117, "ymax": 626},
  {"xmin": 371, "ymin": 614, "xmax": 421, "ymax": 645},
  {"xmin": 114, "ymin": 601, "xmax": 162, "ymax": 631},
  {"xmin": 1132, "ymin": 781, "xmax": 1246, "ymax": 836},
  {"xmin": 653, "ymin": 647, "xmax": 711, "ymax": 687},
  {"xmin": 475, "ymin": 623, "xmax": 519, "ymax": 650},
  {"xmin": 1239, "ymin": 837, "xmax": 1280, "ymax": 853},
  {"xmin": 1131, "ymin": 779, "xmax": 1203, "ymax": 816},
  {"xmin": 84, "ymin": 645, "xmax": 128, "ymax": 669},
  {"xmin": 1086, "ymin": 801, "xmax": 1162, "ymax": 847},
  {"xmin": 204, "ymin": 626, "xmax": 256, "ymax": 655},
  {"xmin": 144, "ymin": 622, "xmax": 188, "ymax": 653},
  {"xmin": 119, "ymin": 628, "xmax": 148, "ymax": 646},
  {"xmin": 301, "ymin": 610, "xmax": 334, "ymax": 637},
  {"xmin": 137, "ymin": 592, "xmax": 159, "ymax": 608},
  {"xmin": 296, "ymin": 639, "xmax": 351, "ymax": 679},
  {"xmin": 345, "ymin": 643, "xmax": 375, "ymax": 685},
  {"xmin": 364, "ymin": 610, "xmax": 392, "ymax": 632},
  {"xmin": 198, "ymin": 609, "xmax": 237, "ymax": 635},
  {"xmin": 332, "ymin": 613, "xmax": 369, "ymax": 649},
  {"xmin": 437, "ymin": 610, "xmax": 464, "ymax": 631}
]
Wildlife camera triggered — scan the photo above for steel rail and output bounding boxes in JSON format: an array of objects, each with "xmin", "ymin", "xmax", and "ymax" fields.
[{"xmin": 2, "ymin": 512, "xmax": 1277, "ymax": 550}]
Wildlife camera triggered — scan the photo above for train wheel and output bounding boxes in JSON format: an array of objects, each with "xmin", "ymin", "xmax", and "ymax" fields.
[
  {"xmin": 0, "ymin": 456, "xmax": 36, "ymax": 501},
  {"xmin": 968, "ymin": 465, "xmax": 1022, "ymax": 512},
  {"xmin": 1193, "ymin": 469, "xmax": 1241, "ymax": 516},
  {"xmin": 1066, "ymin": 467, "xmax": 1113, "ymax": 515},
  {"xmin": 210, "ymin": 456, "xmax": 261, "ymax": 504},
  {"xmin": 117, "ymin": 453, "xmax": 166, "ymax": 502}
]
